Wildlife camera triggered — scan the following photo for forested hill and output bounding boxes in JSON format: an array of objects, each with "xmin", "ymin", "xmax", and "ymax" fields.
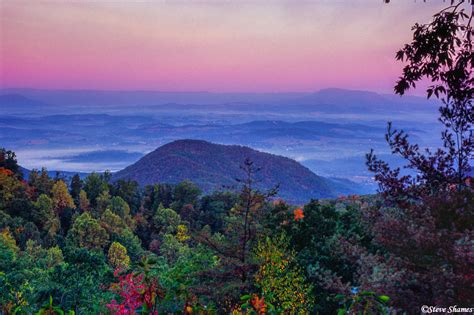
[{"xmin": 113, "ymin": 139, "xmax": 345, "ymax": 203}]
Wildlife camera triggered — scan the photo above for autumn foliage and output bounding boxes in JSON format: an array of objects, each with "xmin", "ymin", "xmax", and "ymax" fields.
[
  {"xmin": 0, "ymin": 2, "xmax": 472, "ymax": 314},
  {"xmin": 293, "ymin": 208, "xmax": 304, "ymax": 221}
]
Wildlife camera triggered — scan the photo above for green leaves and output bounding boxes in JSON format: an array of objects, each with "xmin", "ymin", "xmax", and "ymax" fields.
[
  {"xmin": 336, "ymin": 291, "xmax": 391, "ymax": 315},
  {"xmin": 35, "ymin": 296, "xmax": 66, "ymax": 315},
  {"xmin": 378, "ymin": 295, "xmax": 390, "ymax": 303}
]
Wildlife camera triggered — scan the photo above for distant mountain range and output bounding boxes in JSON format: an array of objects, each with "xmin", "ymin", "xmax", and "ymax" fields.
[
  {"xmin": 19, "ymin": 166, "xmax": 90, "ymax": 182},
  {"xmin": 113, "ymin": 140, "xmax": 365, "ymax": 203},
  {"xmin": 0, "ymin": 94, "xmax": 52, "ymax": 114},
  {"xmin": 0, "ymin": 87, "xmax": 437, "ymax": 111}
]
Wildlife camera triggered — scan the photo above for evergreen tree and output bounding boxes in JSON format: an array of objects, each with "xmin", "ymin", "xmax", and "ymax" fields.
[
  {"xmin": 83, "ymin": 172, "xmax": 108, "ymax": 207},
  {"xmin": 67, "ymin": 212, "xmax": 109, "ymax": 250},
  {"xmin": 70, "ymin": 174, "xmax": 83, "ymax": 204}
]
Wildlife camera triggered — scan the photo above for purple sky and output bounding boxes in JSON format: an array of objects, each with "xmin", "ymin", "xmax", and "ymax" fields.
[{"xmin": 0, "ymin": 1, "xmax": 459, "ymax": 94}]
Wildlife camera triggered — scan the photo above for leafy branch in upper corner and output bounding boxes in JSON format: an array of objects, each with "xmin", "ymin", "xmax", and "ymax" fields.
[
  {"xmin": 369, "ymin": 0, "xmax": 473, "ymax": 194},
  {"xmin": 364, "ymin": 1, "xmax": 474, "ymax": 311}
]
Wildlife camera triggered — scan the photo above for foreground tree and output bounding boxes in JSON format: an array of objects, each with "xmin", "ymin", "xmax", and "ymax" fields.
[
  {"xmin": 195, "ymin": 159, "xmax": 277, "ymax": 309},
  {"xmin": 254, "ymin": 235, "xmax": 314, "ymax": 314},
  {"xmin": 366, "ymin": 2, "xmax": 473, "ymax": 311}
]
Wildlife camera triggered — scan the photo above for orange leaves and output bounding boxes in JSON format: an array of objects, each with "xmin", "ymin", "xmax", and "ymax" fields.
[
  {"xmin": 251, "ymin": 295, "xmax": 267, "ymax": 315},
  {"xmin": 183, "ymin": 303, "xmax": 193, "ymax": 314},
  {"xmin": 237, "ymin": 294, "xmax": 269, "ymax": 315},
  {"xmin": 293, "ymin": 208, "xmax": 304, "ymax": 221}
]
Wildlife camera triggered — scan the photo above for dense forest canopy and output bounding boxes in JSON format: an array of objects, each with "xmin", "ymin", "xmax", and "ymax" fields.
[{"xmin": 0, "ymin": 2, "xmax": 473, "ymax": 315}]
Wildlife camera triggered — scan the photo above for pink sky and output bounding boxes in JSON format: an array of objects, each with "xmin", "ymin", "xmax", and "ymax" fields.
[{"xmin": 0, "ymin": 1, "xmax": 457, "ymax": 93}]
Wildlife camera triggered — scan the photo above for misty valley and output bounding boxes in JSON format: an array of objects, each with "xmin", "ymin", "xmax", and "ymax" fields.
[{"xmin": 0, "ymin": 88, "xmax": 440, "ymax": 194}]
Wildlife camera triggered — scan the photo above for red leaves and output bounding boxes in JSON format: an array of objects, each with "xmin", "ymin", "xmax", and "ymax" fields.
[
  {"xmin": 0, "ymin": 167, "xmax": 14, "ymax": 177},
  {"xmin": 107, "ymin": 270, "xmax": 146, "ymax": 315},
  {"xmin": 142, "ymin": 278, "xmax": 160, "ymax": 312},
  {"xmin": 107, "ymin": 268, "xmax": 163, "ymax": 315}
]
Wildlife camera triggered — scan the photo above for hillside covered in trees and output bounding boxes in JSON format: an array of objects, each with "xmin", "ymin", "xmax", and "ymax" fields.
[
  {"xmin": 112, "ymin": 139, "xmax": 361, "ymax": 203},
  {"xmin": 1, "ymin": 137, "xmax": 472, "ymax": 314}
]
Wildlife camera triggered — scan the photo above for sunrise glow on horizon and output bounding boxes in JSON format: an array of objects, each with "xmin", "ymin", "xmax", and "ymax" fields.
[{"xmin": 0, "ymin": 1, "xmax": 458, "ymax": 93}]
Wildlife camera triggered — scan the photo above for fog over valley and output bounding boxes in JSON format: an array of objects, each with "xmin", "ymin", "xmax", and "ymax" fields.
[{"xmin": 1, "ymin": 88, "xmax": 441, "ymax": 192}]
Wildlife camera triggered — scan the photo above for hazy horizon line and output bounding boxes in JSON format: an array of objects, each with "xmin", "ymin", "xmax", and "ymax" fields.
[{"xmin": 0, "ymin": 86, "xmax": 415, "ymax": 97}]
